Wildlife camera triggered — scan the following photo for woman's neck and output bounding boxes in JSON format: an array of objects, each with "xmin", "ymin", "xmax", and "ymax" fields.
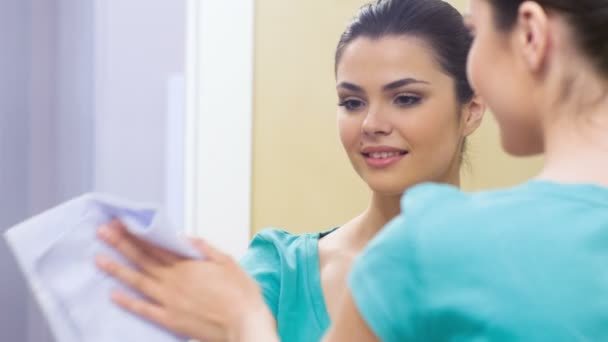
[
  {"xmin": 331, "ymin": 164, "xmax": 461, "ymax": 252},
  {"xmin": 540, "ymin": 79, "xmax": 608, "ymax": 187},
  {"xmin": 365, "ymin": 191, "xmax": 402, "ymax": 229},
  {"xmin": 348, "ymin": 166, "xmax": 462, "ymax": 247},
  {"xmin": 344, "ymin": 192, "xmax": 402, "ymax": 251}
]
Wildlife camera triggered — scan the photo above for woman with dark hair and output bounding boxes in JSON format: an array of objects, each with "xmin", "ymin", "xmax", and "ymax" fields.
[
  {"xmin": 323, "ymin": 0, "xmax": 608, "ymax": 340},
  {"xmin": 238, "ymin": 1, "xmax": 482, "ymax": 341},
  {"xmin": 96, "ymin": 0, "xmax": 608, "ymax": 340},
  {"xmin": 94, "ymin": 0, "xmax": 484, "ymax": 341}
]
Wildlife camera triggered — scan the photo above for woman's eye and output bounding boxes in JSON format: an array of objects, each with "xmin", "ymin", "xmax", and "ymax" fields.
[
  {"xmin": 338, "ymin": 99, "xmax": 365, "ymax": 111},
  {"xmin": 394, "ymin": 95, "xmax": 421, "ymax": 106}
]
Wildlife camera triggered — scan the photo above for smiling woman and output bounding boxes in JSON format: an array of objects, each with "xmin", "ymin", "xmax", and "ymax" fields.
[
  {"xmin": 239, "ymin": 1, "xmax": 485, "ymax": 341},
  {"xmin": 252, "ymin": 0, "xmax": 543, "ymax": 238},
  {"xmin": 91, "ymin": 0, "xmax": 556, "ymax": 341},
  {"xmin": 334, "ymin": 35, "xmax": 476, "ymax": 196},
  {"xmin": 95, "ymin": 1, "xmax": 485, "ymax": 340}
]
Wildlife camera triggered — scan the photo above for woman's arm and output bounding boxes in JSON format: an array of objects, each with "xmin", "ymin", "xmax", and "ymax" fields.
[
  {"xmin": 233, "ymin": 290, "xmax": 378, "ymax": 342},
  {"xmin": 97, "ymin": 220, "xmax": 377, "ymax": 342},
  {"xmin": 234, "ymin": 289, "xmax": 378, "ymax": 342},
  {"xmin": 322, "ymin": 292, "xmax": 380, "ymax": 342},
  {"xmin": 235, "ymin": 308, "xmax": 280, "ymax": 342},
  {"xmin": 96, "ymin": 220, "xmax": 278, "ymax": 342}
]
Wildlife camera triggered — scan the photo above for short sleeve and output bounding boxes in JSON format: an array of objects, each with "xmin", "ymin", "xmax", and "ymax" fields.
[
  {"xmin": 240, "ymin": 229, "xmax": 292, "ymax": 318},
  {"xmin": 348, "ymin": 183, "xmax": 464, "ymax": 341}
]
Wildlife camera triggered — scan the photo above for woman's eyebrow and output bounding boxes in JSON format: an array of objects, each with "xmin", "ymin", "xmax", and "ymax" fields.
[
  {"xmin": 337, "ymin": 78, "xmax": 429, "ymax": 93},
  {"xmin": 336, "ymin": 82, "xmax": 364, "ymax": 93},
  {"xmin": 382, "ymin": 78, "xmax": 430, "ymax": 91}
]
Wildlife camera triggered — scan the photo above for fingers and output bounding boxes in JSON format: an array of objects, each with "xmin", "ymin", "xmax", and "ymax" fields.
[
  {"xmin": 110, "ymin": 290, "xmax": 178, "ymax": 332},
  {"xmin": 124, "ymin": 232, "xmax": 183, "ymax": 266},
  {"xmin": 97, "ymin": 223, "xmax": 167, "ymax": 277},
  {"xmin": 107, "ymin": 218, "xmax": 126, "ymax": 231},
  {"xmin": 140, "ymin": 243, "xmax": 183, "ymax": 265},
  {"xmin": 111, "ymin": 220, "xmax": 183, "ymax": 264},
  {"xmin": 190, "ymin": 238, "xmax": 229, "ymax": 263},
  {"xmin": 96, "ymin": 255, "xmax": 171, "ymax": 305},
  {"xmin": 111, "ymin": 291, "xmax": 212, "ymax": 341}
]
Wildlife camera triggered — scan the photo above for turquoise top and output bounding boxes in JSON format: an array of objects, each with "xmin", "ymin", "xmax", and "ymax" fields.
[
  {"xmin": 241, "ymin": 229, "xmax": 335, "ymax": 342},
  {"xmin": 349, "ymin": 181, "xmax": 608, "ymax": 341}
]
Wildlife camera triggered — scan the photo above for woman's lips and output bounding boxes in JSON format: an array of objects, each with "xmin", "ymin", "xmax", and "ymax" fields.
[{"xmin": 361, "ymin": 148, "xmax": 408, "ymax": 168}]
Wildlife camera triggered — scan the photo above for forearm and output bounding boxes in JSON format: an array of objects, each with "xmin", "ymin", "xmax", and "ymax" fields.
[
  {"xmin": 237, "ymin": 326, "xmax": 279, "ymax": 342},
  {"xmin": 232, "ymin": 305, "xmax": 279, "ymax": 342}
]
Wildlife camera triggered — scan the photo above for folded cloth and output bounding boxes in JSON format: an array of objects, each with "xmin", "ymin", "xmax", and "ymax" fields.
[{"xmin": 4, "ymin": 193, "xmax": 203, "ymax": 342}]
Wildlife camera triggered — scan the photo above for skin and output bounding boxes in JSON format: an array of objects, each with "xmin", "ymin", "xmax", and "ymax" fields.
[
  {"xmin": 96, "ymin": 221, "xmax": 277, "ymax": 342},
  {"xmin": 320, "ymin": 35, "xmax": 483, "ymax": 321},
  {"xmin": 465, "ymin": 0, "xmax": 608, "ymax": 186},
  {"xmin": 96, "ymin": 35, "xmax": 485, "ymax": 342},
  {"xmin": 325, "ymin": 0, "xmax": 608, "ymax": 340}
]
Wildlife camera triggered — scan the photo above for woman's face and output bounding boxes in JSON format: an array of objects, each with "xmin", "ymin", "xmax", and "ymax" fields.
[
  {"xmin": 466, "ymin": 0, "xmax": 544, "ymax": 155},
  {"xmin": 336, "ymin": 36, "xmax": 475, "ymax": 196}
]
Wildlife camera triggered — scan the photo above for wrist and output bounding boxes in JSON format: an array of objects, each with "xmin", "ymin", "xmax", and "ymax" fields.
[{"xmin": 230, "ymin": 303, "xmax": 277, "ymax": 342}]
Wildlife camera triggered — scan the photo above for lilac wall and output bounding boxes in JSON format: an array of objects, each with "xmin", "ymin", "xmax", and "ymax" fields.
[
  {"xmin": 93, "ymin": 0, "xmax": 185, "ymax": 202},
  {"xmin": 0, "ymin": 0, "xmax": 30, "ymax": 341},
  {"xmin": 0, "ymin": 0, "xmax": 185, "ymax": 340}
]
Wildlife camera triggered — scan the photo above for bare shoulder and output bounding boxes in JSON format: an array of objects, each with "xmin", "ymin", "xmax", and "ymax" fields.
[
  {"xmin": 317, "ymin": 217, "xmax": 363, "ymax": 318},
  {"xmin": 317, "ymin": 218, "xmax": 361, "ymax": 268}
]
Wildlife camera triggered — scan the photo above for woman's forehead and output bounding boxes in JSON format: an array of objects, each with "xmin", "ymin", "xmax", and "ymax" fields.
[{"xmin": 335, "ymin": 36, "xmax": 447, "ymax": 84}]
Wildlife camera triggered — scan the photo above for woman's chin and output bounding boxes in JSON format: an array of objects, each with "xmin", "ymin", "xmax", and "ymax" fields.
[{"xmin": 366, "ymin": 179, "xmax": 414, "ymax": 197}]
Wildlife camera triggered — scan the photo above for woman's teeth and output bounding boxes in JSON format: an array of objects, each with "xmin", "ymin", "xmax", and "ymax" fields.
[{"xmin": 369, "ymin": 152, "xmax": 401, "ymax": 159}]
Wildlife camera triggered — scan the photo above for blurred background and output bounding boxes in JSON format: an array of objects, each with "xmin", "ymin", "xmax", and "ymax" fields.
[{"xmin": 0, "ymin": 0, "xmax": 541, "ymax": 340}]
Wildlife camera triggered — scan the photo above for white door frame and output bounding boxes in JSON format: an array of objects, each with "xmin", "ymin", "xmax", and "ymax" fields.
[{"xmin": 184, "ymin": 0, "xmax": 255, "ymax": 259}]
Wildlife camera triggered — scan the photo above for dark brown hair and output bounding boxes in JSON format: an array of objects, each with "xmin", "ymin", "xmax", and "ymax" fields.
[
  {"xmin": 335, "ymin": 0, "xmax": 475, "ymax": 104},
  {"xmin": 487, "ymin": 0, "xmax": 608, "ymax": 76}
]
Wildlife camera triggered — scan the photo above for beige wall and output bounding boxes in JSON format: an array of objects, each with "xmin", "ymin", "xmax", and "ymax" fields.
[{"xmin": 251, "ymin": 0, "xmax": 543, "ymax": 235}]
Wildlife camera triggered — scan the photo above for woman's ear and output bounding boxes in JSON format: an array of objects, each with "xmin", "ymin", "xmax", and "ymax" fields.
[
  {"xmin": 515, "ymin": 1, "xmax": 550, "ymax": 72},
  {"xmin": 461, "ymin": 94, "xmax": 486, "ymax": 137}
]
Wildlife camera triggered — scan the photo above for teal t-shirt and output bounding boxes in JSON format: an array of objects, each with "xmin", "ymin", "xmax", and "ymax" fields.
[
  {"xmin": 349, "ymin": 181, "xmax": 608, "ymax": 341},
  {"xmin": 240, "ymin": 229, "xmax": 335, "ymax": 342}
]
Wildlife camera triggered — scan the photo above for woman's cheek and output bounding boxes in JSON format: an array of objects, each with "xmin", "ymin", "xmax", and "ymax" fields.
[{"xmin": 338, "ymin": 116, "xmax": 361, "ymax": 150}]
